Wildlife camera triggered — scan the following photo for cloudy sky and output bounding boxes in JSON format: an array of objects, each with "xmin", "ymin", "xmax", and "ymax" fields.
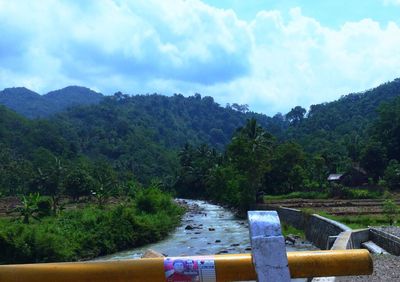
[{"xmin": 1, "ymin": 0, "xmax": 400, "ymax": 115}]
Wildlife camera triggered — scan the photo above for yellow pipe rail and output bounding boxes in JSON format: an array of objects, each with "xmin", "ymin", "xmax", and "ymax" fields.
[{"xmin": 0, "ymin": 250, "xmax": 372, "ymax": 282}]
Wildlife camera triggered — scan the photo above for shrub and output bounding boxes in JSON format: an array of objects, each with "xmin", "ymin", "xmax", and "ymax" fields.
[
  {"xmin": 383, "ymin": 198, "xmax": 399, "ymax": 225},
  {"xmin": 37, "ymin": 197, "xmax": 52, "ymax": 217},
  {"xmin": 0, "ymin": 190, "xmax": 183, "ymax": 264}
]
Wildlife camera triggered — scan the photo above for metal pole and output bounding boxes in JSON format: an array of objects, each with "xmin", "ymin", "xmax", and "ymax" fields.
[{"xmin": 0, "ymin": 250, "xmax": 373, "ymax": 282}]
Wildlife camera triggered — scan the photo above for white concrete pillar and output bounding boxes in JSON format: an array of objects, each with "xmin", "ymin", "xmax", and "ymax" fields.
[{"xmin": 248, "ymin": 210, "xmax": 291, "ymax": 282}]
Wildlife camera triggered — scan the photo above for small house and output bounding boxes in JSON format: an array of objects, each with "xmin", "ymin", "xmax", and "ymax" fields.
[
  {"xmin": 327, "ymin": 173, "xmax": 344, "ymax": 182},
  {"xmin": 327, "ymin": 167, "xmax": 368, "ymax": 187}
]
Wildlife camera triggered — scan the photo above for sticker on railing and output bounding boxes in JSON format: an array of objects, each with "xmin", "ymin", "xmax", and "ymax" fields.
[{"xmin": 164, "ymin": 257, "xmax": 216, "ymax": 282}]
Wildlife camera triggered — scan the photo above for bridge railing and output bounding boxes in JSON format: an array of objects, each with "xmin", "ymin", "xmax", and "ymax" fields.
[{"xmin": 0, "ymin": 211, "xmax": 373, "ymax": 282}]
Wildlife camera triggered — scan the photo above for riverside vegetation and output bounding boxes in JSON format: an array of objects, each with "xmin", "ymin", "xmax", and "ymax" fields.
[
  {"xmin": 1, "ymin": 79, "xmax": 400, "ymax": 263},
  {"xmin": 0, "ymin": 186, "xmax": 184, "ymax": 264}
]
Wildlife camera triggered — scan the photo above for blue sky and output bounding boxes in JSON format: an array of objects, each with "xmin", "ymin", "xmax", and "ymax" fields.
[
  {"xmin": 204, "ymin": 0, "xmax": 400, "ymax": 27},
  {"xmin": 1, "ymin": 0, "xmax": 400, "ymax": 115}
]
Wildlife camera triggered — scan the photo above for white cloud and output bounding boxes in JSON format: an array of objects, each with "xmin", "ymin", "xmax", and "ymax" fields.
[
  {"xmin": 383, "ymin": 0, "xmax": 400, "ymax": 6},
  {"xmin": 1, "ymin": 1, "xmax": 400, "ymax": 115}
]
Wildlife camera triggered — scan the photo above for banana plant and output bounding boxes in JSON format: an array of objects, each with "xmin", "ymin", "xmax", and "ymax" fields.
[{"xmin": 13, "ymin": 193, "xmax": 41, "ymax": 224}]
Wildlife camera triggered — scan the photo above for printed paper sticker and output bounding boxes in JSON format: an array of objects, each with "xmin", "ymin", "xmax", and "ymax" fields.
[{"xmin": 164, "ymin": 257, "xmax": 216, "ymax": 282}]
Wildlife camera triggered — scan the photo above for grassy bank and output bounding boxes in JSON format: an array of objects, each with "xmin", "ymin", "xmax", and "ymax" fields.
[
  {"xmin": 0, "ymin": 188, "xmax": 184, "ymax": 264},
  {"xmin": 281, "ymin": 223, "xmax": 305, "ymax": 238},
  {"xmin": 264, "ymin": 188, "xmax": 383, "ymax": 201},
  {"xmin": 321, "ymin": 213, "xmax": 399, "ymax": 229}
]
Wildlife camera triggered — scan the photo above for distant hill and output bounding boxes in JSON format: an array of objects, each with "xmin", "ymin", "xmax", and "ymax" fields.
[
  {"xmin": 1, "ymin": 78, "xmax": 400, "ymax": 182},
  {"xmin": 0, "ymin": 86, "xmax": 104, "ymax": 118},
  {"xmin": 50, "ymin": 93, "xmax": 281, "ymax": 182},
  {"xmin": 284, "ymin": 78, "xmax": 400, "ymax": 169}
]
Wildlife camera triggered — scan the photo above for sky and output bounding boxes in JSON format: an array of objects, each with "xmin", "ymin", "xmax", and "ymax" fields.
[{"xmin": 1, "ymin": 0, "xmax": 400, "ymax": 115}]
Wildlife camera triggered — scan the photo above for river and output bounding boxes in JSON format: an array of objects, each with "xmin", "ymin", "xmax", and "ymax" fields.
[{"xmin": 99, "ymin": 199, "xmax": 316, "ymax": 281}]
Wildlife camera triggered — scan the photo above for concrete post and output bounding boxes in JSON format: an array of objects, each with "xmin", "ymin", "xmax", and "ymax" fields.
[{"xmin": 248, "ymin": 210, "xmax": 291, "ymax": 282}]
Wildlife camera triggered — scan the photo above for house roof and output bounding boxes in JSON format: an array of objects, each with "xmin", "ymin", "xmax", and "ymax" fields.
[{"xmin": 327, "ymin": 173, "xmax": 344, "ymax": 181}]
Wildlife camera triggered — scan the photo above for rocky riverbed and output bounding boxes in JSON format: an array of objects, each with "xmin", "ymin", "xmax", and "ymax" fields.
[{"xmin": 99, "ymin": 199, "xmax": 315, "ymax": 260}]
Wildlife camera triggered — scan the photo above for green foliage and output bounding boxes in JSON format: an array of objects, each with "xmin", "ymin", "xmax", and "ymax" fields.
[
  {"xmin": 135, "ymin": 186, "xmax": 177, "ymax": 214},
  {"xmin": 64, "ymin": 168, "xmax": 94, "ymax": 201},
  {"xmin": 281, "ymin": 223, "xmax": 305, "ymax": 238},
  {"xmin": 373, "ymin": 96, "xmax": 400, "ymax": 161},
  {"xmin": 36, "ymin": 197, "xmax": 52, "ymax": 217},
  {"xmin": 286, "ymin": 106, "xmax": 306, "ymax": 125},
  {"xmin": 264, "ymin": 142, "xmax": 307, "ymax": 194},
  {"xmin": 264, "ymin": 191, "xmax": 329, "ymax": 200},
  {"xmin": 384, "ymin": 160, "xmax": 400, "ymax": 190},
  {"xmin": 324, "ymin": 214, "xmax": 389, "ymax": 229},
  {"xmin": 0, "ymin": 190, "xmax": 183, "ymax": 264},
  {"xmin": 0, "ymin": 86, "xmax": 103, "ymax": 119},
  {"xmin": 383, "ymin": 196, "xmax": 399, "ymax": 225},
  {"xmin": 360, "ymin": 141, "xmax": 387, "ymax": 181},
  {"xmin": 343, "ymin": 188, "xmax": 382, "ymax": 199},
  {"xmin": 13, "ymin": 193, "xmax": 41, "ymax": 224},
  {"xmin": 226, "ymin": 118, "xmax": 274, "ymax": 212}
]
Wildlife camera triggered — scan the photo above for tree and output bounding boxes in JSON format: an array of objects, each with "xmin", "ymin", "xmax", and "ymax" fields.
[
  {"xmin": 286, "ymin": 106, "xmax": 306, "ymax": 125},
  {"xmin": 361, "ymin": 141, "xmax": 387, "ymax": 181},
  {"xmin": 30, "ymin": 156, "xmax": 65, "ymax": 214},
  {"xmin": 383, "ymin": 195, "xmax": 399, "ymax": 225},
  {"xmin": 373, "ymin": 97, "xmax": 400, "ymax": 161},
  {"xmin": 228, "ymin": 118, "xmax": 274, "ymax": 212},
  {"xmin": 64, "ymin": 168, "xmax": 94, "ymax": 201},
  {"xmin": 264, "ymin": 142, "xmax": 307, "ymax": 194},
  {"xmin": 13, "ymin": 193, "xmax": 40, "ymax": 224},
  {"xmin": 384, "ymin": 160, "xmax": 400, "ymax": 190}
]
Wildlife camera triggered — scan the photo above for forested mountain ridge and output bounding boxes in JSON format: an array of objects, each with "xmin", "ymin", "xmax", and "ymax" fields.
[
  {"xmin": 1, "ymin": 78, "xmax": 400, "ymax": 188},
  {"xmin": 289, "ymin": 78, "xmax": 400, "ymax": 137},
  {"xmin": 0, "ymin": 86, "xmax": 104, "ymax": 118},
  {"xmin": 283, "ymin": 79, "xmax": 400, "ymax": 168},
  {"xmin": 50, "ymin": 93, "xmax": 281, "ymax": 183}
]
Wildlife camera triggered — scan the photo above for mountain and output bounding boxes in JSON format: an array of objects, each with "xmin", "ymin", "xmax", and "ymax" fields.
[
  {"xmin": 50, "ymin": 93, "xmax": 281, "ymax": 183},
  {"xmin": 0, "ymin": 86, "xmax": 104, "ymax": 118},
  {"xmin": 283, "ymin": 78, "xmax": 400, "ymax": 172},
  {"xmin": 0, "ymin": 87, "xmax": 48, "ymax": 118},
  {"xmin": 286, "ymin": 78, "xmax": 400, "ymax": 145},
  {"xmin": 1, "ymin": 78, "xmax": 400, "ymax": 184}
]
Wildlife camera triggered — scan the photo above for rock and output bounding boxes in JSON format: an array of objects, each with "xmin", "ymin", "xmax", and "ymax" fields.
[
  {"xmin": 245, "ymin": 247, "xmax": 252, "ymax": 251},
  {"xmin": 215, "ymin": 240, "xmax": 221, "ymax": 243},
  {"xmin": 230, "ymin": 243, "xmax": 240, "ymax": 247},
  {"xmin": 194, "ymin": 231, "xmax": 201, "ymax": 234},
  {"xmin": 141, "ymin": 249, "xmax": 164, "ymax": 258},
  {"xmin": 217, "ymin": 250, "xmax": 228, "ymax": 254},
  {"xmin": 209, "ymin": 228, "xmax": 215, "ymax": 231},
  {"xmin": 285, "ymin": 235, "xmax": 296, "ymax": 245},
  {"xmin": 185, "ymin": 225, "xmax": 194, "ymax": 230}
]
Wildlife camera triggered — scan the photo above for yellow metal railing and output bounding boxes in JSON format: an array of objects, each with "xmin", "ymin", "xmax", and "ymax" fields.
[{"xmin": 0, "ymin": 249, "xmax": 372, "ymax": 281}]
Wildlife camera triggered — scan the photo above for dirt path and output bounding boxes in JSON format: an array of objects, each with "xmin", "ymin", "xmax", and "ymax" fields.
[{"xmin": 336, "ymin": 254, "xmax": 400, "ymax": 281}]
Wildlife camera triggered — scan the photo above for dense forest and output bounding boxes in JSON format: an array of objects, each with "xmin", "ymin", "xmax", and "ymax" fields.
[
  {"xmin": 0, "ymin": 78, "xmax": 400, "ymax": 262},
  {"xmin": 1, "ymin": 79, "xmax": 400, "ymax": 201}
]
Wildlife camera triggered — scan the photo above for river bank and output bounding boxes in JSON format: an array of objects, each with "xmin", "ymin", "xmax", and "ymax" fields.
[
  {"xmin": 100, "ymin": 199, "xmax": 316, "ymax": 260},
  {"xmin": 0, "ymin": 188, "xmax": 184, "ymax": 264}
]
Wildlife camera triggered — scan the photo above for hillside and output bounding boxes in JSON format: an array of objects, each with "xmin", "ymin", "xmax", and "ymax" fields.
[
  {"xmin": 0, "ymin": 86, "xmax": 103, "ymax": 118},
  {"xmin": 283, "ymin": 79, "xmax": 400, "ymax": 170},
  {"xmin": 1, "ymin": 78, "xmax": 400, "ymax": 186},
  {"xmin": 50, "ymin": 93, "xmax": 281, "ymax": 183}
]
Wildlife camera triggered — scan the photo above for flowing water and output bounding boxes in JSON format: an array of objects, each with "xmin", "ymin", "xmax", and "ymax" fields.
[{"xmin": 99, "ymin": 199, "xmax": 316, "ymax": 281}]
